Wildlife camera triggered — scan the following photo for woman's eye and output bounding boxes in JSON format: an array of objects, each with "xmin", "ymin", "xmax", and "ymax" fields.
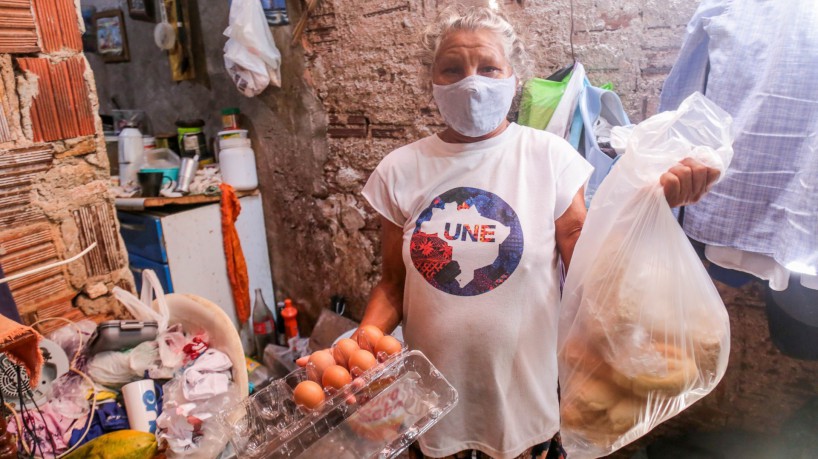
[
  {"xmin": 480, "ymin": 66, "xmax": 501, "ymax": 74},
  {"xmin": 443, "ymin": 68, "xmax": 460, "ymax": 74}
]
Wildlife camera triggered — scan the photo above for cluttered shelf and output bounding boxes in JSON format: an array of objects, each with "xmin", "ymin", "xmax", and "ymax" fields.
[{"xmin": 115, "ymin": 188, "xmax": 259, "ymax": 211}]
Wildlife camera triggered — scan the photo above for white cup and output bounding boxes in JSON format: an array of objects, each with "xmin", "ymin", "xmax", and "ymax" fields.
[{"xmin": 122, "ymin": 379, "xmax": 160, "ymax": 433}]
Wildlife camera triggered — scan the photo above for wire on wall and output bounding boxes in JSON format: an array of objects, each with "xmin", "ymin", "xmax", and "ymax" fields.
[{"xmin": 569, "ymin": 0, "xmax": 576, "ymax": 62}]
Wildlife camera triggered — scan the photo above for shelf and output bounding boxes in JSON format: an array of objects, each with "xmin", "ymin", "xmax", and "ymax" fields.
[{"xmin": 115, "ymin": 189, "xmax": 259, "ymax": 211}]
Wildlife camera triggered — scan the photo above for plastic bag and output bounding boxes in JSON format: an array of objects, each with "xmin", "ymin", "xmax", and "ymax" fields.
[
  {"xmin": 87, "ymin": 351, "xmax": 134, "ymax": 387},
  {"xmin": 518, "ymin": 62, "xmax": 585, "ymax": 139},
  {"xmin": 557, "ymin": 92, "xmax": 734, "ymax": 458},
  {"xmin": 156, "ymin": 366, "xmax": 239, "ymax": 458},
  {"xmin": 223, "ymin": 0, "xmax": 282, "ymax": 97},
  {"xmin": 113, "ymin": 269, "xmax": 170, "ymax": 333}
]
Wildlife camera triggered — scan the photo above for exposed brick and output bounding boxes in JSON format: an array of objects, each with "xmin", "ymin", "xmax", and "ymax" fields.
[
  {"xmin": 371, "ymin": 125, "xmax": 407, "ymax": 139},
  {"xmin": 600, "ymin": 12, "xmax": 636, "ymax": 31},
  {"xmin": 328, "ymin": 127, "xmax": 368, "ymax": 138}
]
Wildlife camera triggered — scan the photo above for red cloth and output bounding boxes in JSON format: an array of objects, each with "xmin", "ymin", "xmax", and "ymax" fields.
[
  {"xmin": 219, "ymin": 184, "xmax": 251, "ymax": 325},
  {"xmin": 0, "ymin": 314, "xmax": 42, "ymax": 387}
]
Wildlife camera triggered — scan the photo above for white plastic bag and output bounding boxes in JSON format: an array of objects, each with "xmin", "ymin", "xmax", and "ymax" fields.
[
  {"xmin": 113, "ymin": 269, "xmax": 170, "ymax": 333},
  {"xmin": 223, "ymin": 0, "xmax": 282, "ymax": 97},
  {"xmin": 557, "ymin": 93, "xmax": 734, "ymax": 458},
  {"xmin": 545, "ymin": 62, "xmax": 586, "ymax": 139}
]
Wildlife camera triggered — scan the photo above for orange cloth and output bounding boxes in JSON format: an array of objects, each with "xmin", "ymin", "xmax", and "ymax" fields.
[
  {"xmin": 219, "ymin": 183, "xmax": 251, "ymax": 325},
  {"xmin": 0, "ymin": 314, "xmax": 42, "ymax": 387}
]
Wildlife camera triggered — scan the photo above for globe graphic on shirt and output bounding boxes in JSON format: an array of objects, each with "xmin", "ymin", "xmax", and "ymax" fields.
[{"xmin": 410, "ymin": 187, "xmax": 524, "ymax": 296}]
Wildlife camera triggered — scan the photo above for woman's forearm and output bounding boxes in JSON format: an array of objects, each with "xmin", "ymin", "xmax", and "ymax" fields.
[
  {"xmin": 359, "ymin": 217, "xmax": 406, "ymax": 334},
  {"xmin": 360, "ymin": 280, "xmax": 403, "ymax": 334}
]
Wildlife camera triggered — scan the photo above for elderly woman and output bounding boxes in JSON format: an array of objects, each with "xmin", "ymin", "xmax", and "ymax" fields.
[{"xmin": 356, "ymin": 7, "xmax": 715, "ymax": 459}]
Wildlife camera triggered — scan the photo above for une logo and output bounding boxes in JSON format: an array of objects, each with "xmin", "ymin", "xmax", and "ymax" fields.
[{"xmin": 443, "ymin": 223, "xmax": 496, "ymax": 242}]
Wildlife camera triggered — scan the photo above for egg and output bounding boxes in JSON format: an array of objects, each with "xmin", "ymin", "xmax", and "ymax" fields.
[
  {"xmin": 293, "ymin": 380, "xmax": 325, "ymax": 410},
  {"xmin": 306, "ymin": 350, "xmax": 337, "ymax": 383},
  {"xmin": 374, "ymin": 335, "xmax": 402, "ymax": 359},
  {"xmin": 333, "ymin": 338, "xmax": 359, "ymax": 368},
  {"xmin": 356, "ymin": 325, "xmax": 384, "ymax": 353},
  {"xmin": 322, "ymin": 364, "xmax": 352, "ymax": 390},
  {"xmin": 348, "ymin": 349, "xmax": 377, "ymax": 376}
]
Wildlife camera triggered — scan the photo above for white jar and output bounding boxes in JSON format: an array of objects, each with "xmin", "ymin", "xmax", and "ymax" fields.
[{"xmin": 218, "ymin": 137, "xmax": 258, "ymax": 190}]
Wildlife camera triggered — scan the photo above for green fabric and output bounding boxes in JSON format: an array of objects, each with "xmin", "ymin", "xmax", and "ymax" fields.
[{"xmin": 517, "ymin": 73, "xmax": 572, "ymax": 130}]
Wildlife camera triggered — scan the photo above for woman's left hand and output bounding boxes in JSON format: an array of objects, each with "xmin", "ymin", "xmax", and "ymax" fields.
[{"xmin": 660, "ymin": 158, "xmax": 721, "ymax": 207}]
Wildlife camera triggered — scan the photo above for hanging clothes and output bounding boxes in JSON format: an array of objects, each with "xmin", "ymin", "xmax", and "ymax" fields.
[
  {"xmin": 219, "ymin": 183, "xmax": 251, "ymax": 324},
  {"xmin": 659, "ymin": 0, "xmax": 818, "ymax": 291}
]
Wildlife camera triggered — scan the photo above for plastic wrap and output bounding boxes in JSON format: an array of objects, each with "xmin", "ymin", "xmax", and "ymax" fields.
[
  {"xmin": 557, "ymin": 92, "xmax": 734, "ymax": 458},
  {"xmin": 219, "ymin": 349, "xmax": 458, "ymax": 459}
]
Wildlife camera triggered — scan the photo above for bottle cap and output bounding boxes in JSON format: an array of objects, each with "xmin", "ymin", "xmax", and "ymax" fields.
[{"xmin": 221, "ymin": 107, "xmax": 240, "ymax": 116}]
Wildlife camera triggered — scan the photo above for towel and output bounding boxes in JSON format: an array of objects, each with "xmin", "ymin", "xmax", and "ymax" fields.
[{"xmin": 219, "ymin": 183, "xmax": 250, "ymax": 325}]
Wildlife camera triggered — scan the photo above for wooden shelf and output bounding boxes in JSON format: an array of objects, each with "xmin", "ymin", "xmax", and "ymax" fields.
[{"xmin": 115, "ymin": 189, "xmax": 259, "ymax": 211}]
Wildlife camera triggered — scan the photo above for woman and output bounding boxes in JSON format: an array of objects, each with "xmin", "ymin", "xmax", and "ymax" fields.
[{"xmin": 316, "ymin": 7, "xmax": 717, "ymax": 459}]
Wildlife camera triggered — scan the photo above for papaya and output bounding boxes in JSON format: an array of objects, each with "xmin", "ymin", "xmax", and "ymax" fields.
[{"xmin": 63, "ymin": 430, "xmax": 157, "ymax": 459}]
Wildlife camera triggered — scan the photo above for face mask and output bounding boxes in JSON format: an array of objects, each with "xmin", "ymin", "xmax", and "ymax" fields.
[{"xmin": 432, "ymin": 74, "xmax": 517, "ymax": 138}]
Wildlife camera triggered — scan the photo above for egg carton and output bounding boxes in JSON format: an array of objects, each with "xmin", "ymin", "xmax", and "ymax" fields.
[{"xmin": 217, "ymin": 349, "xmax": 458, "ymax": 458}]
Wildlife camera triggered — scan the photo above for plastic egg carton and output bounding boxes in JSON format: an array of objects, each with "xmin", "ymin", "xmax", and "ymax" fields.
[{"xmin": 218, "ymin": 349, "xmax": 458, "ymax": 458}]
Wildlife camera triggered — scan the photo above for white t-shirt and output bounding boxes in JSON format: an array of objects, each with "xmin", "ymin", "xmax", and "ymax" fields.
[{"xmin": 362, "ymin": 123, "xmax": 593, "ymax": 459}]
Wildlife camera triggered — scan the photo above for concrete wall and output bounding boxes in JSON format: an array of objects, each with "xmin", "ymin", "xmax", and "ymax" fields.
[{"xmin": 84, "ymin": 0, "xmax": 254, "ymax": 140}]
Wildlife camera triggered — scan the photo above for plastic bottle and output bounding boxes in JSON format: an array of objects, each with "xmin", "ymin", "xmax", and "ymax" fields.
[
  {"xmin": 117, "ymin": 123, "xmax": 143, "ymax": 186},
  {"xmin": 218, "ymin": 137, "xmax": 258, "ymax": 190},
  {"xmin": 252, "ymin": 289, "xmax": 275, "ymax": 357},
  {"xmin": 281, "ymin": 299, "xmax": 299, "ymax": 340}
]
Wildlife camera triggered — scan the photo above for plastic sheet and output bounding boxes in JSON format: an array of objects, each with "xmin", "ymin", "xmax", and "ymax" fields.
[
  {"xmin": 557, "ymin": 93, "xmax": 734, "ymax": 458},
  {"xmin": 157, "ymin": 373, "xmax": 240, "ymax": 458}
]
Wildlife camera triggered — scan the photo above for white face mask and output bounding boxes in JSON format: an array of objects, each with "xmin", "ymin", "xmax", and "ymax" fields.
[{"xmin": 432, "ymin": 74, "xmax": 517, "ymax": 138}]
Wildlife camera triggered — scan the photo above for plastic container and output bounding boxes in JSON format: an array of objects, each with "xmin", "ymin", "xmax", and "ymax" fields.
[
  {"xmin": 118, "ymin": 125, "xmax": 143, "ymax": 186},
  {"xmin": 218, "ymin": 129, "xmax": 249, "ymax": 141},
  {"xmin": 141, "ymin": 147, "xmax": 181, "ymax": 180},
  {"xmin": 219, "ymin": 137, "xmax": 258, "ymax": 191},
  {"xmin": 176, "ymin": 119, "xmax": 212, "ymax": 163},
  {"xmin": 219, "ymin": 349, "xmax": 458, "ymax": 459},
  {"xmin": 222, "ymin": 107, "xmax": 240, "ymax": 130}
]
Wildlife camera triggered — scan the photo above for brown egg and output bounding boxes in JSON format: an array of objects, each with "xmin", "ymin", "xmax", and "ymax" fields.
[
  {"xmin": 356, "ymin": 325, "xmax": 384, "ymax": 353},
  {"xmin": 307, "ymin": 350, "xmax": 337, "ymax": 383},
  {"xmin": 375, "ymin": 335, "xmax": 402, "ymax": 359},
  {"xmin": 322, "ymin": 364, "xmax": 352, "ymax": 390},
  {"xmin": 348, "ymin": 349, "xmax": 377, "ymax": 376},
  {"xmin": 293, "ymin": 380, "xmax": 325, "ymax": 409},
  {"xmin": 333, "ymin": 338, "xmax": 359, "ymax": 368}
]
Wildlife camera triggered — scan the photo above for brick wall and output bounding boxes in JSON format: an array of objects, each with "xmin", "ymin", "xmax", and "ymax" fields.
[{"xmin": 0, "ymin": 0, "xmax": 132, "ymax": 332}]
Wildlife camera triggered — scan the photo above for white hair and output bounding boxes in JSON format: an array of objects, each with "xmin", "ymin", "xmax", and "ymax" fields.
[{"xmin": 420, "ymin": 6, "xmax": 532, "ymax": 84}]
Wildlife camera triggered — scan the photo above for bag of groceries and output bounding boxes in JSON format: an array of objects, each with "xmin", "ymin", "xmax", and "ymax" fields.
[{"xmin": 557, "ymin": 92, "xmax": 734, "ymax": 458}]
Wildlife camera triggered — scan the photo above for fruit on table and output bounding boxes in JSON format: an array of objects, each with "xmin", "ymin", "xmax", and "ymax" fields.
[{"xmin": 63, "ymin": 430, "xmax": 157, "ymax": 459}]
